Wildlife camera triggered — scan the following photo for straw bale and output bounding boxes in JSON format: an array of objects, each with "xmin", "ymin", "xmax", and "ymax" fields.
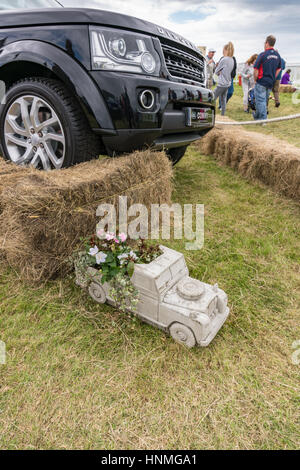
[
  {"xmin": 0, "ymin": 150, "xmax": 173, "ymax": 281},
  {"xmin": 195, "ymin": 124, "xmax": 300, "ymax": 201}
]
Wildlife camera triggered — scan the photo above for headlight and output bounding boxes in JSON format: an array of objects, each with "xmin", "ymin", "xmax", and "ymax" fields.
[
  {"xmin": 90, "ymin": 27, "xmax": 161, "ymax": 76},
  {"xmin": 141, "ymin": 52, "xmax": 156, "ymax": 73},
  {"xmin": 109, "ymin": 38, "xmax": 126, "ymax": 58}
]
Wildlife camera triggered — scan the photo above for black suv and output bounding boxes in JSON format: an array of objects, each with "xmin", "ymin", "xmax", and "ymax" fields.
[{"xmin": 0, "ymin": 0, "xmax": 215, "ymax": 169}]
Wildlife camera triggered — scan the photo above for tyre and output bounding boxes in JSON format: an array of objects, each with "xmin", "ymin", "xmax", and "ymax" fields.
[
  {"xmin": 166, "ymin": 145, "xmax": 188, "ymax": 165},
  {"xmin": 169, "ymin": 322, "xmax": 196, "ymax": 348},
  {"xmin": 0, "ymin": 77, "xmax": 101, "ymax": 169},
  {"xmin": 88, "ymin": 282, "xmax": 107, "ymax": 304}
]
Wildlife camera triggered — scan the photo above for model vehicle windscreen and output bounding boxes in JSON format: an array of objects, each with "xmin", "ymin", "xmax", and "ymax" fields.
[
  {"xmin": 156, "ymin": 258, "xmax": 187, "ymax": 294},
  {"xmin": 0, "ymin": 0, "xmax": 62, "ymax": 10}
]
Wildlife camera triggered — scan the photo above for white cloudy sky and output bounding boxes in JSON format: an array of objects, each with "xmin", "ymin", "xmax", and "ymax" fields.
[{"xmin": 60, "ymin": 0, "xmax": 300, "ymax": 63}]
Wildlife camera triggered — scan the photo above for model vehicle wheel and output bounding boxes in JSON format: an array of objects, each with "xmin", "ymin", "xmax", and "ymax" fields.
[
  {"xmin": 166, "ymin": 145, "xmax": 188, "ymax": 165},
  {"xmin": 0, "ymin": 78, "xmax": 101, "ymax": 169},
  {"xmin": 169, "ymin": 322, "xmax": 196, "ymax": 348},
  {"xmin": 88, "ymin": 282, "xmax": 107, "ymax": 304}
]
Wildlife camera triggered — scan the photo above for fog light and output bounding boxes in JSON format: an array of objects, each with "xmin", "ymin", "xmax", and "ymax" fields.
[{"xmin": 139, "ymin": 90, "xmax": 155, "ymax": 110}]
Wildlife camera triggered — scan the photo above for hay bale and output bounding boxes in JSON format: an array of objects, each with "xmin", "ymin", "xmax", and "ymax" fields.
[
  {"xmin": 0, "ymin": 150, "xmax": 173, "ymax": 282},
  {"xmin": 0, "ymin": 158, "xmax": 32, "ymax": 213},
  {"xmin": 279, "ymin": 84, "xmax": 297, "ymax": 93},
  {"xmin": 195, "ymin": 124, "xmax": 300, "ymax": 201}
]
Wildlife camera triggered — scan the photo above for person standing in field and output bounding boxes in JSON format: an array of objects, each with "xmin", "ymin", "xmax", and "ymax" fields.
[
  {"xmin": 272, "ymin": 56, "xmax": 286, "ymax": 107},
  {"xmin": 241, "ymin": 54, "xmax": 258, "ymax": 112},
  {"xmin": 226, "ymin": 55, "xmax": 237, "ymax": 103},
  {"xmin": 206, "ymin": 48, "xmax": 216, "ymax": 89},
  {"xmin": 214, "ymin": 42, "xmax": 235, "ymax": 116},
  {"xmin": 253, "ymin": 35, "xmax": 281, "ymax": 121},
  {"xmin": 218, "ymin": 54, "xmax": 237, "ymax": 111},
  {"xmin": 281, "ymin": 68, "xmax": 292, "ymax": 84}
]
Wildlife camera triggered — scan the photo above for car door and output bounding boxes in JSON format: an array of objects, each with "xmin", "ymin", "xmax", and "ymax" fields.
[{"xmin": 132, "ymin": 274, "xmax": 159, "ymax": 323}]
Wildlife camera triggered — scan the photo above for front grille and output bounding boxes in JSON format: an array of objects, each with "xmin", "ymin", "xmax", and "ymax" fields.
[
  {"xmin": 208, "ymin": 297, "xmax": 218, "ymax": 319},
  {"xmin": 161, "ymin": 42, "xmax": 205, "ymax": 85}
]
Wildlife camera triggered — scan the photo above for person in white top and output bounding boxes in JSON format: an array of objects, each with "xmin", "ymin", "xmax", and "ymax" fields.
[{"xmin": 241, "ymin": 54, "xmax": 258, "ymax": 112}]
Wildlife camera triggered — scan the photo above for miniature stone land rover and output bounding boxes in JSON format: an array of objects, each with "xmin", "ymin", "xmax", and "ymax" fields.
[{"xmin": 77, "ymin": 246, "xmax": 229, "ymax": 348}]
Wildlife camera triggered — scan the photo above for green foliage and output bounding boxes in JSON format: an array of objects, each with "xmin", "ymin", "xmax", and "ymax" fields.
[
  {"xmin": 109, "ymin": 273, "xmax": 139, "ymax": 316},
  {"xmin": 72, "ymin": 231, "xmax": 162, "ymax": 313}
]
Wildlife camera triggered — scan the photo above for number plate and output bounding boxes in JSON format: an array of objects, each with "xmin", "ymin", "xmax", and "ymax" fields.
[{"xmin": 185, "ymin": 107, "xmax": 214, "ymax": 127}]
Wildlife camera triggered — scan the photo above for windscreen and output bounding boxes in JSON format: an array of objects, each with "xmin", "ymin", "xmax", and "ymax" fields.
[{"xmin": 0, "ymin": 0, "xmax": 62, "ymax": 10}]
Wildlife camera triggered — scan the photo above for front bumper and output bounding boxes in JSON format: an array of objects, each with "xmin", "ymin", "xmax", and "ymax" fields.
[
  {"xmin": 89, "ymin": 71, "xmax": 215, "ymax": 152},
  {"xmin": 198, "ymin": 308, "xmax": 230, "ymax": 347}
]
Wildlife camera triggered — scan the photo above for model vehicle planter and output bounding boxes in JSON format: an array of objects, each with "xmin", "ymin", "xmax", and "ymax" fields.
[{"xmin": 76, "ymin": 245, "xmax": 229, "ymax": 348}]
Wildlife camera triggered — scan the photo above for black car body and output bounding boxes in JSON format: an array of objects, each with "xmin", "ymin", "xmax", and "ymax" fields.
[{"xmin": 0, "ymin": 1, "xmax": 215, "ymax": 168}]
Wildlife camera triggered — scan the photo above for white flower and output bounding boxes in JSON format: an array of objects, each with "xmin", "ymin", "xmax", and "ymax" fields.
[
  {"xmin": 129, "ymin": 250, "xmax": 138, "ymax": 261},
  {"xmin": 89, "ymin": 245, "xmax": 99, "ymax": 256},
  {"xmin": 118, "ymin": 253, "xmax": 129, "ymax": 266},
  {"xmin": 95, "ymin": 251, "xmax": 107, "ymax": 264}
]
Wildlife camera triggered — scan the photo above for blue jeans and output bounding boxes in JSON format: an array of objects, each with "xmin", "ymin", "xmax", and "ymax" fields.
[
  {"xmin": 227, "ymin": 79, "xmax": 234, "ymax": 102},
  {"xmin": 214, "ymin": 86, "xmax": 229, "ymax": 116},
  {"xmin": 254, "ymin": 83, "xmax": 271, "ymax": 120}
]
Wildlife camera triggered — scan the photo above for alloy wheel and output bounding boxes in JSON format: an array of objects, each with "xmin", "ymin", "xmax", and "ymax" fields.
[{"xmin": 4, "ymin": 95, "xmax": 65, "ymax": 170}]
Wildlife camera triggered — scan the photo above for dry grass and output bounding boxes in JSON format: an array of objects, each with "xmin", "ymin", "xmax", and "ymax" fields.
[
  {"xmin": 195, "ymin": 122, "xmax": 300, "ymax": 202},
  {"xmin": 0, "ymin": 159, "xmax": 31, "ymax": 213},
  {"xmin": 0, "ymin": 151, "xmax": 172, "ymax": 282},
  {"xmin": 0, "ymin": 148, "xmax": 299, "ymax": 450},
  {"xmin": 0, "ymin": 86, "xmax": 299, "ymax": 450},
  {"xmin": 0, "ymin": 160, "xmax": 33, "ymax": 262}
]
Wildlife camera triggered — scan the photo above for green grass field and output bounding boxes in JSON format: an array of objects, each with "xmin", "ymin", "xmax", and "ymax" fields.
[
  {"xmin": 0, "ymin": 87, "xmax": 299, "ymax": 450},
  {"xmin": 221, "ymin": 84, "xmax": 300, "ymax": 147}
]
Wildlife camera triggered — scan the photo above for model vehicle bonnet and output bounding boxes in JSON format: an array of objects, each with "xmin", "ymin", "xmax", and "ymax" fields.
[
  {"xmin": 163, "ymin": 280, "xmax": 218, "ymax": 313},
  {"xmin": 163, "ymin": 279, "xmax": 228, "ymax": 321}
]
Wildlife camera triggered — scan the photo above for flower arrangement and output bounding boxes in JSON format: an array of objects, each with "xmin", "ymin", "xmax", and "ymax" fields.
[{"xmin": 73, "ymin": 230, "xmax": 162, "ymax": 314}]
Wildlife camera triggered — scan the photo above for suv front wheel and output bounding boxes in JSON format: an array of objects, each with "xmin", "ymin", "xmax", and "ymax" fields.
[{"xmin": 0, "ymin": 77, "xmax": 101, "ymax": 170}]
